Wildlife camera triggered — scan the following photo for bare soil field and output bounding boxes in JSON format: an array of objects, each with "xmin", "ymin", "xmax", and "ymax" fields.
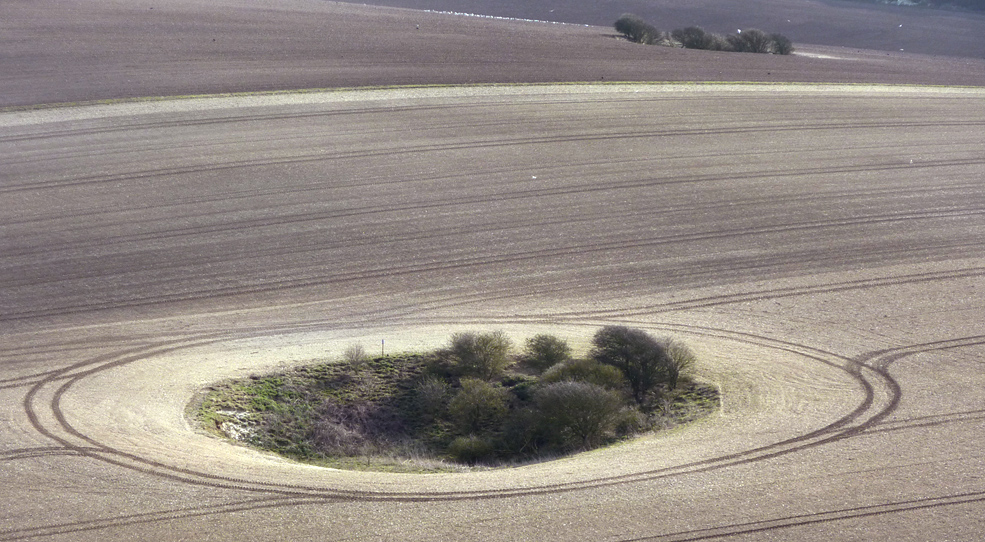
[
  {"xmin": 4, "ymin": 0, "xmax": 985, "ymax": 108},
  {"xmin": 2, "ymin": 0, "xmax": 985, "ymax": 540},
  {"xmin": 369, "ymin": 0, "xmax": 985, "ymax": 58}
]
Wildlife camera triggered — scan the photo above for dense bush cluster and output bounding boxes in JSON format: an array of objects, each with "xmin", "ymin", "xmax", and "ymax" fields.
[
  {"xmin": 614, "ymin": 13, "xmax": 662, "ymax": 45},
  {"xmin": 615, "ymin": 14, "xmax": 794, "ymax": 55},
  {"xmin": 405, "ymin": 327, "xmax": 699, "ymax": 464},
  {"xmin": 199, "ymin": 328, "xmax": 718, "ymax": 469}
]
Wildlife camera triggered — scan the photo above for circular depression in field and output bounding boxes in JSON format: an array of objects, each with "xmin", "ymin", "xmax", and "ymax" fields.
[
  {"xmin": 12, "ymin": 82, "xmax": 984, "ymax": 505},
  {"xmin": 46, "ymin": 321, "xmax": 868, "ymax": 498}
]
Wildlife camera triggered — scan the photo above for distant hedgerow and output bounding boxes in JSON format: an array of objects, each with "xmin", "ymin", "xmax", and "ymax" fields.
[{"xmin": 619, "ymin": 16, "xmax": 794, "ymax": 55}]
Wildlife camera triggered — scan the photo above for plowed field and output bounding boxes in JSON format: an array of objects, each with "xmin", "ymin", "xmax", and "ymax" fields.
[{"xmin": 3, "ymin": 1, "xmax": 985, "ymax": 540}]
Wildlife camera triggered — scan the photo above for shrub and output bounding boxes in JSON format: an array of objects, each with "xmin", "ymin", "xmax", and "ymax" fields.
[
  {"xmin": 311, "ymin": 419, "xmax": 368, "ymax": 456},
  {"xmin": 534, "ymin": 381, "xmax": 626, "ymax": 450},
  {"xmin": 673, "ymin": 27, "xmax": 733, "ymax": 51},
  {"xmin": 447, "ymin": 435, "xmax": 495, "ymax": 464},
  {"xmin": 729, "ymin": 29, "xmax": 773, "ymax": 53},
  {"xmin": 725, "ymin": 33, "xmax": 748, "ymax": 52},
  {"xmin": 447, "ymin": 378, "xmax": 508, "ymax": 435},
  {"xmin": 541, "ymin": 357, "xmax": 628, "ymax": 392},
  {"xmin": 502, "ymin": 373, "xmax": 538, "ymax": 401},
  {"xmin": 743, "ymin": 29, "xmax": 774, "ymax": 53},
  {"xmin": 342, "ymin": 344, "xmax": 369, "ymax": 368},
  {"xmin": 310, "ymin": 400, "xmax": 404, "ymax": 456},
  {"xmin": 663, "ymin": 338, "xmax": 696, "ymax": 389},
  {"xmin": 672, "ymin": 26, "xmax": 715, "ymax": 50},
  {"xmin": 707, "ymin": 33, "xmax": 733, "ymax": 51},
  {"xmin": 413, "ymin": 375, "xmax": 449, "ymax": 419},
  {"xmin": 448, "ymin": 331, "xmax": 513, "ymax": 380},
  {"xmin": 770, "ymin": 33, "xmax": 794, "ymax": 55},
  {"xmin": 500, "ymin": 406, "xmax": 543, "ymax": 456},
  {"xmin": 523, "ymin": 334, "xmax": 572, "ymax": 373},
  {"xmin": 614, "ymin": 13, "xmax": 660, "ymax": 45},
  {"xmin": 590, "ymin": 326, "xmax": 677, "ymax": 404},
  {"xmin": 615, "ymin": 407, "xmax": 648, "ymax": 436}
]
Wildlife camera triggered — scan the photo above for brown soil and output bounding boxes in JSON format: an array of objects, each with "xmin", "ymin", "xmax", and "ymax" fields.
[{"xmin": 2, "ymin": 0, "xmax": 985, "ymax": 108}]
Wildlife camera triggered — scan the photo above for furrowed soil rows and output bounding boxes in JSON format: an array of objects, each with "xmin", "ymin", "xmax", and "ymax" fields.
[{"xmin": 3, "ymin": 84, "xmax": 985, "ymax": 540}]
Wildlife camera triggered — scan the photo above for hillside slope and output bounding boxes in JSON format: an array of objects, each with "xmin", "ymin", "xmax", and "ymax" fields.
[
  {"xmin": 3, "ymin": 0, "xmax": 985, "ymax": 108},
  {"xmin": 364, "ymin": 0, "xmax": 985, "ymax": 58}
]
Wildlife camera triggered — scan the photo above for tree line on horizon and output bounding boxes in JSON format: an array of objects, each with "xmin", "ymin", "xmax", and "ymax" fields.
[{"xmin": 615, "ymin": 14, "xmax": 794, "ymax": 55}]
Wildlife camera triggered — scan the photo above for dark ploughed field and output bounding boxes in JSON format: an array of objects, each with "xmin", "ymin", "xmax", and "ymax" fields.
[
  {"xmin": 369, "ymin": 0, "xmax": 985, "ymax": 57},
  {"xmin": 3, "ymin": 0, "xmax": 985, "ymax": 107},
  {"xmin": 2, "ymin": 0, "xmax": 985, "ymax": 541}
]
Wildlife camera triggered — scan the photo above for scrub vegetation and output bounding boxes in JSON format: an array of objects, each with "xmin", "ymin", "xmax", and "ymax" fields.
[
  {"xmin": 615, "ymin": 13, "xmax": 794, "ymax": 55},
  {"xmin": 196, "ymin": 327, "xmax": 719, "ymax": 472}
]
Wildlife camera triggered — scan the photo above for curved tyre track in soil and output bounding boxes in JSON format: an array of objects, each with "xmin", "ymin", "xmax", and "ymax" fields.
[
  {"xmin": 20, "ymin": 324, "xmax": 884, "ymax": 499},
  {"xmin": 2, "ymin": 84, "xmax": 985, "ymax": 540}
]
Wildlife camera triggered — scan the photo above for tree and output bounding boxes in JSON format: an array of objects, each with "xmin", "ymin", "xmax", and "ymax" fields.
[
  {"xmin": 534, "ymin": 381, "xmax": 626, "ymax": 450},
  {"xmin": 448, "ymin": 331, "xmax": 513, "ymax": 380},
  {"xmin": 706, "ymin": 33, "xmax": 733, "ymax": 51},
  {"xmin": 447, "ymin": 378, "xmax": 508, "ymax": 434},
  {"xmin": 663, "ymin": 338, "xmax": 696, "ymax": 389},
  {"xmin": 590, "ymin": 326, "xmax": 676, "ymax": 404},
  {"xmin": 523, "ymin": 334, "xmax": 571, "ymax": 373},
  {"xmin": 672, "ymin": 26, "xmax": 714, "ymax": 50},
  {"xmin": 729, "ymin": 29, "xmax": 773, "ymax": 53},
  {"xmin": 770, "ymin": 33, "xmax": 794, "ymax": 55},
  {"xmin": 614, "ymin": 13, "xmax": 660, "ymax": 45}
]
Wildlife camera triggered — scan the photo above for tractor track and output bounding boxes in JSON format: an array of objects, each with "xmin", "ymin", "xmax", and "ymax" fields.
[{"xmin": 3, "ymin": 83, "xmax": 985, "ymax": 540}]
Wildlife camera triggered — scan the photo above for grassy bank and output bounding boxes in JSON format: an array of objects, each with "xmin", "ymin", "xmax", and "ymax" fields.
[{"xmin": 195, "ymin": 330, "xmax": 719, "ymax": 473}]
